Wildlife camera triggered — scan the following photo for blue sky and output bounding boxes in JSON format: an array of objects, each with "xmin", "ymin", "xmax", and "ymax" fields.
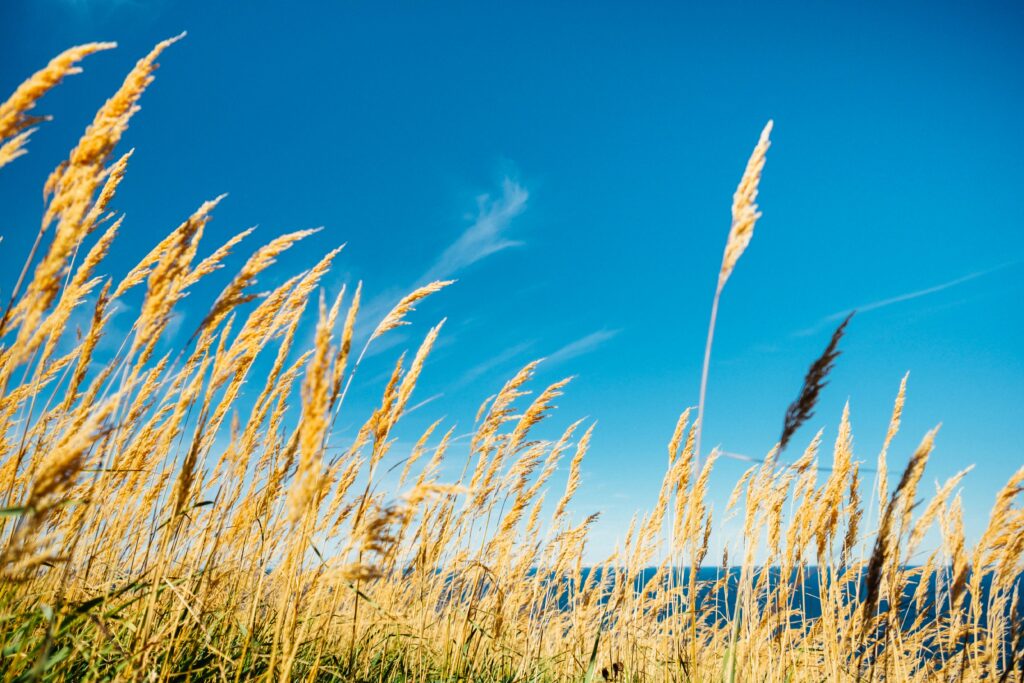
[{"xmin": 1, "ymin": 0, "xmax": 1022, "ymax": 560}]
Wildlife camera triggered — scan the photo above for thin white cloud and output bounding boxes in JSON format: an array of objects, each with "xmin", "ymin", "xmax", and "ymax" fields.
[
  {"xmin": 827, "ymin": 265, "xmax": 1011, "ymax": 319},
  {"xmin": 795, "ymin": 260, "xmax": 1020, "ymax": 337},
  {"xmin": 421, "ymin": 178, "xmax": 528, "ymax": 283},
  {"xmin": 453, "ymin": 340, "xmax": 535, "ymax": 389},
  {"xmin": 355, "ymin": 175, "xmax": 530, "ymax": 345},
  {"xmin": 546, "ymin": 329, "xmax": 620, "ymax": 366},
  {"xmin": 405, "ymin": 393, "xmax": 444, "ymax": 416}
]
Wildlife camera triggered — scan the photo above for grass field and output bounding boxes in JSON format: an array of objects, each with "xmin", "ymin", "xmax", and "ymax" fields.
[{"xmin": 1, "ymin": 39, "xmax": 1022, "ymax": 682}]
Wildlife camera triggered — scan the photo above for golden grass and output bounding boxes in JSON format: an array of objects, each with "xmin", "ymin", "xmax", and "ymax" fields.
[{"xmin": 0, "ymin": 40, "xmax": 1022, "ymax": 682}]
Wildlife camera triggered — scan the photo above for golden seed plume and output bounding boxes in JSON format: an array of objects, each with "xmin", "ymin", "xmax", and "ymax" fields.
[
  {"xmin": 0, "ymin": 42, "xmax": 116, "ymax": 166},
  {"xmin": 718, "ymin": 120, "xmax": 773, "ymax": 289},
  {"xmin": 369, "ymin": 280, "xmax": 454, "ymax": 342}
]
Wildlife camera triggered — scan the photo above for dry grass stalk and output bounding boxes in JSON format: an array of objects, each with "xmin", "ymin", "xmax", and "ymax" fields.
[{"xmin": 694, "ymin": 121, "xmax": 773, "ymax": 465}]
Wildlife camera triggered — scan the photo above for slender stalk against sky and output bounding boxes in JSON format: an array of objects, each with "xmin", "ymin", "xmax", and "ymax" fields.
[
  {"xmin": 694, "ymin": 281, "xmax": 721, "ymax": 470},
  {"xmin": 693, "ymin": 121, "xmax": 772, "ymax": 469}
]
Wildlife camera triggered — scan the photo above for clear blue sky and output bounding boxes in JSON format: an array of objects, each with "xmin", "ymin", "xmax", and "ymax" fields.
[{"xmin": 2, "ymin": 0, "xmax": 1022, "ymax": 560}]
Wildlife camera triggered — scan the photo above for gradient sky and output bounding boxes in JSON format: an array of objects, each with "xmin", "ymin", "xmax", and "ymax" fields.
[{"xmin": 2, "ymin": 0, "xmax": 1022, "ymax": 561}]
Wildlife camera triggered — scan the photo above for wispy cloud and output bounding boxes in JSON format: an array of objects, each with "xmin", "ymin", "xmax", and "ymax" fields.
[
  {"xmin": 545, "ymin": 329, "xmax": 620, "ymax": 366},
  {"xmin": 405, "ymin": 393, "xmax": 444, "ymax": 416},
  {"xmin": 421, "ymin": 178, "xmax": 528, "ymax": 283},
  {"xmin": 453, "ymin": 340, "xmax": 535, "ymax": 390},
  {"xmin": 795, "ymin": 260, "xmax": 1020, "ymax": 337},
  {"xmin": 355, "ymin": 176, "xmax": 529, "ymax": 345}
]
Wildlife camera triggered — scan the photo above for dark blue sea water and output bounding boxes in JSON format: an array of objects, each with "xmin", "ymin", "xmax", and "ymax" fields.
[
  {"xmin": 572, "ymin": 567, "xmax": 1024, "ymax": 629},
  {"xmin": 425, "ymin": 565, "xmax": 1024, "ymax": 669}
]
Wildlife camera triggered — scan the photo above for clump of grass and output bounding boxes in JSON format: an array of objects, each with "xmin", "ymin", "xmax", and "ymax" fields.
[{"xmin": 0, "ymin": 40, "xmax": 1022, "ymax": 682}]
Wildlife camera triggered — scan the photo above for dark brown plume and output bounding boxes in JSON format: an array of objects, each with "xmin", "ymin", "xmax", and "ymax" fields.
[{"xmin": 778, "ymin": 312, "xmax": 854, "ymax": 451}]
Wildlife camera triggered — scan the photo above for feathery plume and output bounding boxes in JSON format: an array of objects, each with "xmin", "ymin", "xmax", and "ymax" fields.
[
  {"xmin": 877, "ymin": 373, "xmax": 907, "ymax": 505},
  {"xmin": 369, "ymin": 280, "xmax": 454, "ymax": 342},
  {"xmin": 0, "ymin": 42, "xmax": 116, "ymax": 164},
  {"xmin": 194, "ymin": 228, "xmax": 323, "ymax": 337},
  {"xmin": 553, "ymin": 423, "xmax": 595, "ymax": 524},
  {"xmin": 287, "ymin": 298, "xmax": 332, "ymax": 523},
  {"xmin": 719, "ymin": 120, "xmax": 773, "ymax": 289},
  {"xmin": 779, "ymin": 312, "xmax": 854, "ymax": 451},
  {"xmin": 695, "ymin": 121, "xmax": 773, "ymax": 464}
]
